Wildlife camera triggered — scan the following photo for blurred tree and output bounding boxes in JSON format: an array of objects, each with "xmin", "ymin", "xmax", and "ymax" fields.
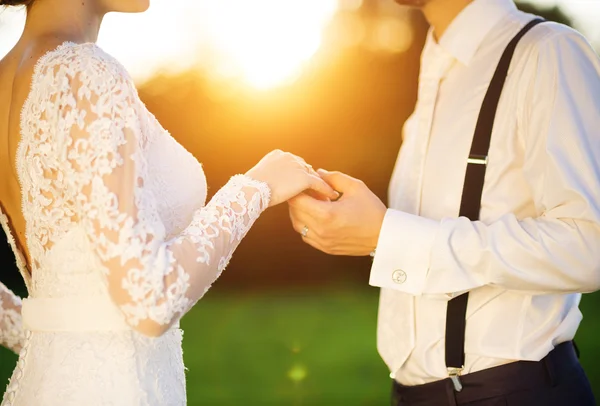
[
  {"xmin": 515, "ymin": 1, "xmax": 573, "ymax": 26},
  {"xmin": 0, "ymin": 1, "xmax": 582, "ymax": 292}
]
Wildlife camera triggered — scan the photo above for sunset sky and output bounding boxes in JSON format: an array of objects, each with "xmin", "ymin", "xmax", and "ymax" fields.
[{"xmin": 0, "ymin": 0, "xmax": 599, "ymax": 88}]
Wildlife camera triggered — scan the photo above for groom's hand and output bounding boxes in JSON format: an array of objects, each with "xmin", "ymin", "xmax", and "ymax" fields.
[{"xmin": 288, "ymin": 169, "xmax": 387, "ymax": 256}]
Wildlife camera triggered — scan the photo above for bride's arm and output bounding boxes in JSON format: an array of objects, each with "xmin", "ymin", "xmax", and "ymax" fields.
[
  {"xmin": 43, "ymin": 50, "xmax": 334, "ymax": 337},
  {"xmin": 0, "ymin": 283, "xmax": 25, "ymax": 354},
  {"xmin": 52, "ymin": 58, "xmax": 269, "ymax": 337}
]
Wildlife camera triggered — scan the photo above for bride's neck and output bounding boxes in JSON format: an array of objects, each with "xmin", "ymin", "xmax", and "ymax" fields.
[{"xmin": 23, "ymin": 0, "xmax": 105, "ymax": 44}]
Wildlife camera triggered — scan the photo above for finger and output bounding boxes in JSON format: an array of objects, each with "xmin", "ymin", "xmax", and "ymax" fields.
[
  {"xmin": 306, "ymin": 167, "xmax": 332, "ymax": 196},
  {"xmin": 305, "ymin": 168, "xmax": 340, "ymax": 201},
  {"xmin": 307, "ymin": 167, "xmax": 322, "ymax": 179},
  {"xmin": 303, "ymin": 188, "xmax": 332, "ymax": 201},
  {"xmin": 288, "ymin": 205, "xmax": 317, "ymax": 235},
  {"xmin": 316, "ymin": 169, "xmax": 361, "ymax": 191},
  {"xmin": 288, "ymin": 193, "xmax": 311, "ymax": 207},
  {"xmin": 289, "ymin": 209, "xmax": 325, "ymax": 250},
  {"xmin": 301, "ymin": 235, "xmax": 330, "ymax": 254},
  {"xmin": 289, "ymin": 205, "xmax": 336, "ymax": 254},
  {"xmin": 288, "ymin": 205, "xmax": 309, "ymax": 234},
  {"xmin": 308, "ymin": 174, "xmax": 339, "ymax": 201},
  {"xmin": 289, "ymin": 157, "xmax": 338, "ymax": 200},
  {"xmin": 288, "ymin": 193, "xmax": 330, "ymax": 217},
  {"xmin": 291, "ymin": 154, "xmax": 314, "ymax": 173}
]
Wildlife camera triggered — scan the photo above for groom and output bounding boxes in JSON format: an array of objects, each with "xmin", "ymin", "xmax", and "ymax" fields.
[{"xmin": 288, "ymin": 0, "xmax": 600, "ymax": 404}]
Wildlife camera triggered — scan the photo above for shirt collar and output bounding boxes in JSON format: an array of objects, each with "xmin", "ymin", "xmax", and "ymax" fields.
[{"xmin": 427, "ymin": 0, "xmax": 517, "ymax": 67}]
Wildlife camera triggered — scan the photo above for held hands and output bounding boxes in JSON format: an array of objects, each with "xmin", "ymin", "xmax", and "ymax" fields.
[
  {"xmin": 288, "ymin": 169, "xmax": 387, "ymax": 256},
  {"xmin": 246, "ymin": 152, "xmax": 386, "ymax": 256},
  {"xmin": 246, "ymin": 150, "xmax": 339, "ymax": 207}
]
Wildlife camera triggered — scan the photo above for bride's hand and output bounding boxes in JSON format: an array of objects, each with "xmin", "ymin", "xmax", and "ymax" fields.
[{"xmin": 246, "ymin": 150, "xmax": 339, "ymax": 207}]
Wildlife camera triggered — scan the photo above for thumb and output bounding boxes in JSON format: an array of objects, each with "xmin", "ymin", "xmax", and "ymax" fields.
[{"xmin": 317, "ymin": 169, "xmax": 358, "ymax": 191}]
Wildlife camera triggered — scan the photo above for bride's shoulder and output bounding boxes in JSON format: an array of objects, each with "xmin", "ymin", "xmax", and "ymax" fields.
[{"xmin": 22, "ymin": 38, "xmax": 132, "ymax": 86}]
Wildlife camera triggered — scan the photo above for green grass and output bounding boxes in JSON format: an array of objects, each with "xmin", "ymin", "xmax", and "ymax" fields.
[
  {"xmin": 179, "ymin": 287, "xmax": 389, "ymax": 405},
  {"xmin": 1, "ymin": 288, "xmax": 599, "ymax": 405}
]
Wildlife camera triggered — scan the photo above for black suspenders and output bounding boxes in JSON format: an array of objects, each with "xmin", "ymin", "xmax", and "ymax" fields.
[{"xmin": 444, "ymin": 18, "xmax": 546, "ymax": 392}]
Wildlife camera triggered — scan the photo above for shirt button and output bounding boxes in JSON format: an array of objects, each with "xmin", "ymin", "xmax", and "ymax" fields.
[{"xmin": 392, "ymin": 270, "xmax": 407, "ymax": 284}]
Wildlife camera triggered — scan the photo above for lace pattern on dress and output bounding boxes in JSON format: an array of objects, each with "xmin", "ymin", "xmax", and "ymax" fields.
[
  {"xmin": 15, "ymin": 42, "xmax": 271, "ymax": 335},
  {"xmin": 0, "ymin": 284, "xmax": 25, "ymax": 354}
]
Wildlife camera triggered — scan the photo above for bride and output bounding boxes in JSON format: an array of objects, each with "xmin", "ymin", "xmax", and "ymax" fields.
[{"xmin": 0, "ymin": 0, "xmax": 338, "ymax": 404}]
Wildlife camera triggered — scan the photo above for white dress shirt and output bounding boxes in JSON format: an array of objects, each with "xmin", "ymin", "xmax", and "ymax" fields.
[{"xmin": 370, "ymin": 0, "xmax": 600, "ymax": 386}]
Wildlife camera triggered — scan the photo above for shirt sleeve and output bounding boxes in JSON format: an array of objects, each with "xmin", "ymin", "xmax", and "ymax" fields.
[
  {"xmin": 0, "ymin": 283, "xmax": 25, "ymax": 354},
  {"xmin": 369, "ymin": 26, "xmax": 600, "ymax": 297},
  {"xmin": 42, "ymin": 49, "xmax": 270, "ymax": 336}
]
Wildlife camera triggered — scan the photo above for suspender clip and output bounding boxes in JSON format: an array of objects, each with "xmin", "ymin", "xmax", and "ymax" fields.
[
  {"xmin": 447, "ymin": 367, "xmax": 464, "ymax": 392},
  {"xmin": 467, "ymin": 154, "xmax": 488, "ymax": 165}
]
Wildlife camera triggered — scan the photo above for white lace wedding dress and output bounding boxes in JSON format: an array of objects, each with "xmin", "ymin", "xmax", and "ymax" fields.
[{"xmin": 0, "ymin": 41, "xmax": 271, "ymax": 405}]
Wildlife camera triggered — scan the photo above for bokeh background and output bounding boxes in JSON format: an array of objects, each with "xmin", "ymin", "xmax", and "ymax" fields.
[{"xmin": 1, "ymin": 1, "xmax": 599, "ymax": 404}]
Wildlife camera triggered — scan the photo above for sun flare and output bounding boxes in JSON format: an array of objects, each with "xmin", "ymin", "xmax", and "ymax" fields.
[
  {"xmin": 0, "ymin": 1, "xmax": 339, "ymax": 89},
  {"xmin": 2, "ymin": 0, "xmax": 598, "ymax": 89},
  {"xmin": 194, "ymin": 0, "xmax": 338, "ymax": 89}
]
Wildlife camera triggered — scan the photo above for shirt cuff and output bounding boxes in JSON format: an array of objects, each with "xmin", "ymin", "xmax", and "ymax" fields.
[{"xmin": 369, "ymin": 209, "xmax": 439, "ymax": 295}]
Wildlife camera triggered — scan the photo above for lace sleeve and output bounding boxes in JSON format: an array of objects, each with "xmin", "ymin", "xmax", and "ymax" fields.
[
  {"xmin": 42, "ymin": 46, "xmax": 270, "ymax": 336},
  {"xmin": 0, "ymin": 283, "xmax": 25, "ymax": 354}
]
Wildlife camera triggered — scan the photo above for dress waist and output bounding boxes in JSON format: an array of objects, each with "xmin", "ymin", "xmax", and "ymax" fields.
[{"xmin": 23, "ymin": 295, "xmax": 132, "ymax": 332}]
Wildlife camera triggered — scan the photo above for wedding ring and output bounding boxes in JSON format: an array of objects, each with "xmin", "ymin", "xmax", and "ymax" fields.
[{"xmin": 301, "ymin": 225, "xmax": 309, "ymax": 238}]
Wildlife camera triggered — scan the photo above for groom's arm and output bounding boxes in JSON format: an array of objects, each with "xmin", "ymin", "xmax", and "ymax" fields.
[
  {"xmin": 289, "ymin": 166, "xmax": 600, "ymax": 297},
  {"xmin": 288, "ymin": 29, "xmax": 600, "ymax": 298},
  {"xmin": 371, "ymin": 29, "xmax": 600, "ymax": 297},
  {"xmin": 370, "ymin": 208, "xmax": 600, "ymax": 297}
]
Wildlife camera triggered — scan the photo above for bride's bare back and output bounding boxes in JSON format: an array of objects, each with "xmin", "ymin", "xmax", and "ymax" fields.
[
  {"xmin": 0, "ymin": 40, "xmax": 44, "ymax": 272},
  {"xmin": 0, "ymin": 0, "xmax": 154, "ymax": 270}
]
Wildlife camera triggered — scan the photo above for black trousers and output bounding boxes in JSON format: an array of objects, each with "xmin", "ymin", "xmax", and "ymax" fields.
[{"xmin": 391, "ymin": 342, "xmax": 596, "ymax": 406}]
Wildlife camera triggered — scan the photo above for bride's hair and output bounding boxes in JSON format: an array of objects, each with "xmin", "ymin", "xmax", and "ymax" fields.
[{"xmin": 0, "ymin": 0, "xmax": 35, "ymax": 6}]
